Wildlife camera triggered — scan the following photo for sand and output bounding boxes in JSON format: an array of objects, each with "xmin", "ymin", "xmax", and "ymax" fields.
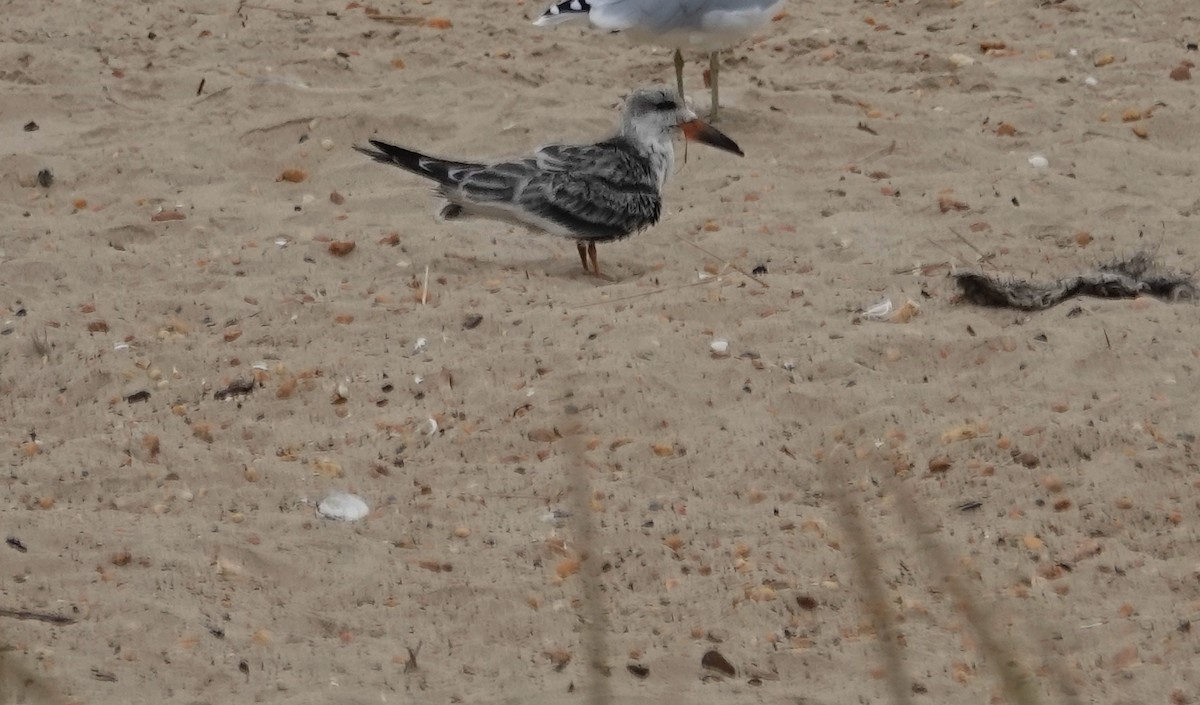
[{"xmin": 3, "ymin": 0, "xmax": 1199, "ymax": 703}]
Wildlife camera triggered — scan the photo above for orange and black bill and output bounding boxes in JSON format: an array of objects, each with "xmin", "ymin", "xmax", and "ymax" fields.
[{"xmin": 680, "ymin": 119, "xmax": 744, "ymax": 157}]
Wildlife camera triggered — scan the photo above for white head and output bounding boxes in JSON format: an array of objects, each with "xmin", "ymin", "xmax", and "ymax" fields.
[{"xmin": 619, "ymin": 86, "xmax": 744, "ymax": 157}]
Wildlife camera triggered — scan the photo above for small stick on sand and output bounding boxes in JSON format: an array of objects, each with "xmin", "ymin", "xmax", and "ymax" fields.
[
  {"xmin": 237, "ymin": 2, "xmax": 328, "ymax": 18},
  {"xmin": 403, "ymin": 641, "xmax": 422, "ymax": 673},
  {"xmin": 948, "ymin": 227, "xmax": 996, "ymax": 267},
  {"xmin": 922, "ymin": 232, "xmax": 993, "ymax": 271},
  {"xmin": 240, "ymin": 117, "xmax": 315, "ymax": 139},
  {"xmin": 0, "ymin": 607, "xmax": 77, "ymax": 625},
  {"xmin": 673, "ymin": 234, "xmax": 769, "ymax": 288},
  {"xmin": 858, "ymin": 139, "xmax": 897, "ymax": 164},
  {"xmin": 367, "ymin": 15, "xmax": 427, "ymax": 25},
  {"xmin": 421, "ymin": 265, "xmax": 430, "ymax": 305},
  {"xmin": 574, "ymin": 276, "xmax": 723, "ymax": 309},
  {"xmin": 194, "ymin": 86, "xmax": 231, "ymax": 104}
]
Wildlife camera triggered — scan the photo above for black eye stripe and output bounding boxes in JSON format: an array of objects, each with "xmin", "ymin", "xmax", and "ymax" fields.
[{"xmin": 653, "ymin": 99, "xmax": 677, "ymax": 111}]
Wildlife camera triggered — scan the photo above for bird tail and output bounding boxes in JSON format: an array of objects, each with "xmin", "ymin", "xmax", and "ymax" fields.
[
  {"xmin": 353, "ymin": 139, "xmax": 477, "ymax": 186},
  {"xmin": 532, "ymin": 0, "xmax": 592, "ymax": 27}
]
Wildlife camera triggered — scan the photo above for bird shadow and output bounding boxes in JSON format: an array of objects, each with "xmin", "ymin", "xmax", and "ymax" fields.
[{"xmin": 433, "ymin": 249, "xmax": 650, "ymax": 285}]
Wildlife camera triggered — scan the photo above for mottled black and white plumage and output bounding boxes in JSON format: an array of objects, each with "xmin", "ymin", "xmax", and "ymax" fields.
[
  {"xmin": 354, "ymin": 86, "xmax": 742, "ymax": 277},
  {"xmin": 538, "ymin": 0, "xmax": 593, "ymax": 23},
  {"xmin": 534, "ymin": 0, "xmax": 786, "ymax": 121}
]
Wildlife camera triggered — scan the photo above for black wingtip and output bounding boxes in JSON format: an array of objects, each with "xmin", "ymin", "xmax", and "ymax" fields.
[
  {"xmin": 533, "ymin": 0, "xmax": 592, "ymax": 26},
  {"xmin": 352, "ymin": 143, "xmax": 385, "ymax": 161},
  {"xmin": 353, "ymin": 139, "xmax": 428, "ymax": 174}
]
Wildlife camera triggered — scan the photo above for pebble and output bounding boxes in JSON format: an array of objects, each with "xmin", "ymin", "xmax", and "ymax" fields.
[
  {"xmin": 317, "ymin": 492, "xmax": 369, "ymax": 521},
  {"xmin": 1028, "ymin": 154, "xmax": 1049, "ymax": 169}
]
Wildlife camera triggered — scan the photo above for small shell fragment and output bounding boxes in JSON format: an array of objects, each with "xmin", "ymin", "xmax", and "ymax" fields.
[
  {"xmin": 1027, "ymin": 154, "xmax": 1049, "ymax": 169},
  {"xmin": 947, "ymin": 53, "xmax": 975, "ymax": 68},
  {"xmin": 317, "ymin": 492, "xmax": 369, "ymax": 521},
  {"xmin": 862, "ymin": 298, "xmax": 893, "ymax": 321},
  {"xmin": 710, "ymin": 339, "xmax": 730, "ymax": 356},
  {"xmin": 413, "ymin": 337, "xmax": 428, "ymax": 354},
  {"xmin": 328, "ymin": 241, "xmax": 356, "ymax": 256},
  {"xmin": 890, "ymin": 299, "xmax": 921, "ymax": 323}
]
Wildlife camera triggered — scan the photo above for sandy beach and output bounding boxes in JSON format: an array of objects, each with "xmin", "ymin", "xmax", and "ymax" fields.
[{"xmin": 2, "ymin": 0, "xmax": 1199, "ymax": 703}]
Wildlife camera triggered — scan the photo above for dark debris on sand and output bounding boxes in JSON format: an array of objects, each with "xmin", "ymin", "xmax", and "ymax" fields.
[{"xmin": 953, "ymin": 251, "xmax": 1197, "ymax": 311}]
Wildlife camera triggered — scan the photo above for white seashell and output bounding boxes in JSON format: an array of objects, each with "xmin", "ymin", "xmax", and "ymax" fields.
[
  {"xmin": 425, "ymin": 417, "xmax": 439, "ymax": 436},
  {"xmin": 1083, "ymin": 76, "xmax": 1098, "ymax": 87},
  {"xmin": 710, "ymin": 339, "xmax": 730, "ymax": 355},
  {"xmin": 947, "ymin": 53, "xmax": 975, "ymax": 68},
  {"xmin": 862, "ymin": 298, "xmax": 893, "ymax": 321},
  {"xmin": 1028, "ymin": 154, "xmax": 1049, "ymax": 169},
  {"xmin": 317, "ymin": 492, "xmax": 369, "ymax": 521}
]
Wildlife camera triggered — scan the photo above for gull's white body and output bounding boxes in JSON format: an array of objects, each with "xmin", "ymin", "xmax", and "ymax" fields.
[
  {"xmin": 568, "ymin": 0, "xmax": 786, "ymax": 50},
  {"xmin": 534, "ymin": 0, "xmax": 786, "ymax": 119}
]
